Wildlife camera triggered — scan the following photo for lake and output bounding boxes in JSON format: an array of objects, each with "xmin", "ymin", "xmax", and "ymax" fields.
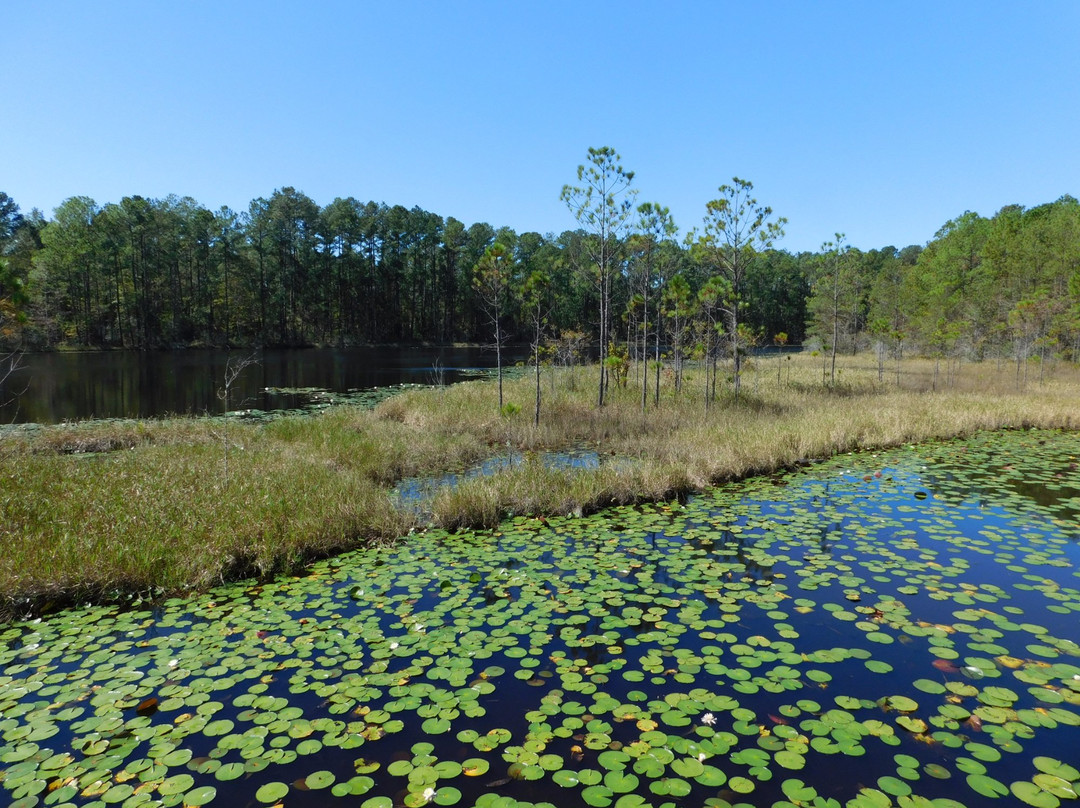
[
  {"xmin": 0, "ymin": 430, "xmax": 1078, "ymax": 808},
  {"xmin": 0, "ymin": 347, "xmax": 531, "ymax": 425}
]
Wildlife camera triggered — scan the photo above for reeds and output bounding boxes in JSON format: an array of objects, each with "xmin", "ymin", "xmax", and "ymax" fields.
[{"xmin": 2, "ymin": 353, "xmax": 1078, "ymax": 615}]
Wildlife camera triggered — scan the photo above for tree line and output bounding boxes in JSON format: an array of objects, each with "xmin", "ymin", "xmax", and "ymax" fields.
[{"xmin": 1, "ymin": 152, "xmax": 1078, "ymax": 393}]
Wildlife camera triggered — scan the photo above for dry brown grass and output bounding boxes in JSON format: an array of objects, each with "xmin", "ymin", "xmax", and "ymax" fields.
[
  {"xmin": 2, "ymin": 352, "xmax": 1077, "ymax": 615},
  {"xmin": 406, "ymin": 354, "xmax": 1080, "ymax": 527}
]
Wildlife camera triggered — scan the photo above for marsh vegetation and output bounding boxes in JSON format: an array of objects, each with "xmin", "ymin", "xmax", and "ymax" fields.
[
  {"xmin": 2, "ymin": 354, "xmax": 1079, "ymax": 614},
  {"xmin": 0, "ymin": 425, "xmax": 1077, "ymax": 808}
]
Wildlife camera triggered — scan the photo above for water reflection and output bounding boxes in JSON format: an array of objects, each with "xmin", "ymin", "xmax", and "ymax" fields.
[
  {"xmin": 0, "ymin": 346, "xmax": 530, "ymax": 424},
  {"xmin": 392, "ymin": 450, "xmax": 630, "ymax": 514}
]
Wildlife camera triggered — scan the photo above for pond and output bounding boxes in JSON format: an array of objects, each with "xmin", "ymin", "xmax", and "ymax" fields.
[
  {"xmin": 393, "ymin": 450, "xmax": 635, "ymax": 515},
  {"xmin": 0, "ymin": 346, "xmax": 531, "ymax": 425},
  {"xmin": 1, "ymin": 429, "xmax": 1079, "ymax": 808}
]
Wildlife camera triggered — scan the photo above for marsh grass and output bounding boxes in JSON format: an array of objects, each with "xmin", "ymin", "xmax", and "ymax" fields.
[{"xmin": 3, "ymin": 352, "xmax": 1079, "ymax": 615}]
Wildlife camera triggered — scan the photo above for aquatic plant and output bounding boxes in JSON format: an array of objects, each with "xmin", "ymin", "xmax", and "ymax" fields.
[{"xmin": 0, "ymin": 430, "xmax": 1078, "ymax": 807}]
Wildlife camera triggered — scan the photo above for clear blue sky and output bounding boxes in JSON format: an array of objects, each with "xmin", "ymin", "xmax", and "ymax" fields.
[{"xmin": 3, "ymin": 2, "xmax": 1078, "ymax": 253}]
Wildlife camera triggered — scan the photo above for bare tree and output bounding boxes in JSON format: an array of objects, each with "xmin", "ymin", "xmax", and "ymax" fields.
[
  {"xmin": 630, "ymin": 202, "xmax": 678, "ymax": 413},
  {"xmin": 0, "ymin": 352, "xmax": 26, "ymax": 422},
  {"xmin": 812, "ymin": 233, "xmax": 853, "ymax": 387},
  {"xmin": 472, "ymin": 243, "xmax": 515, "ymax": 409},
  {"xmin": 217, "ymin": 351, "xmax": 259, "ymax": 488},
  {"xmin": 551, "ymin": 329, "xmax": 587, "ymax": 392},
  {"xmin": 521, "ymin": 270, "xmax": 551, "ymax": 426},
  {"xmin": 0, "ymin": 353, "xmax": 27, "ymax": 462},
  {"xmin": 773, "ymin": 332, "xmax": 788, "ymax": 385}
]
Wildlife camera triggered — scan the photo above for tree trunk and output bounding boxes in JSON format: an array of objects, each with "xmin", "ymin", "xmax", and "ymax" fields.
[
  {"xmin": 496, "ymin": 318, "xmax": 503, "ymax": 409},
  {"xmin": 534, "ymin": 336, "xmax": 541, "ymax": 427},
  {"xmin": 654, "ymin": 310, "xmax": 662, "ymax": 407},
  {"xmin": 641, "ymin": 294, "xmax": 648, "ymax": 414}
]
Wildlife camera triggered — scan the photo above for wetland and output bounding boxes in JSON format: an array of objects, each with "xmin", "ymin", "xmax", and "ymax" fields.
[{"xmin": 1, "ymin": 428, "xmax": 1079, "ymax": 808}]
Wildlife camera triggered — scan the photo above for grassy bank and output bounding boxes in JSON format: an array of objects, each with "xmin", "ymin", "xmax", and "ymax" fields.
[{"xmin": 2, "ymin": 353, "xmax": 1078, "ymax": 615}]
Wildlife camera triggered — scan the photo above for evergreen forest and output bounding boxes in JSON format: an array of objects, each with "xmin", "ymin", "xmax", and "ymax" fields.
[{"xmin": 2, "ymin": 151, "xmax": 1079, "ymax": 382}]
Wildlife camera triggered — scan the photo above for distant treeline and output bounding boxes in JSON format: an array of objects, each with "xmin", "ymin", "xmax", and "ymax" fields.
[{"xmin": 1, "ymin": 187, "xmax": 1078, "ymax": 368}]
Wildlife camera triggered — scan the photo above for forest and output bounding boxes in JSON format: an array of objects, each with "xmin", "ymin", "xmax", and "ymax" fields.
[{"xmin": 1, "ymin": 150, "xmax": 1079, "ymax": 384}]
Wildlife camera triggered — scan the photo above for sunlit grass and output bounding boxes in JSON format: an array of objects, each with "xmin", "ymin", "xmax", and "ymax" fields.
[{"xmin": 2, "ymin": 352, "xmax": 1078, "ymax": 615}]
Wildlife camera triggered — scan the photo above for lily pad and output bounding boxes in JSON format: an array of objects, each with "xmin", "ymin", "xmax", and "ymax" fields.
[{"xmin": 256, "ymin": 782, "xmax": 289, "ymax": 803}]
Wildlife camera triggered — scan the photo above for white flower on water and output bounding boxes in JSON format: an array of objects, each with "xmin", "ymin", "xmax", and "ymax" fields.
[
  {"xmin": 422, "ymin": 787, "xmax": 436, "ymax": 802},
  {"xmin": 701, "ymin": 712, "xmax": 717, "ymax": 726},
  {"xmin": 167, "ymin": 659, "xmax": 178, "ymax": 668}
]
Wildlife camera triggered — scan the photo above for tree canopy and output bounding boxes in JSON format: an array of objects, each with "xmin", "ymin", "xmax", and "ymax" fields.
[{"xmin": 1, "ymin": 177, "xmax": 1078, "ymax": 389}]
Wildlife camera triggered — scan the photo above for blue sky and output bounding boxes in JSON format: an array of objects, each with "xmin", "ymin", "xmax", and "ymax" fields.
[{"xmin": 3, "ymin": 2, "xmax": 1078, "ymax": 253}]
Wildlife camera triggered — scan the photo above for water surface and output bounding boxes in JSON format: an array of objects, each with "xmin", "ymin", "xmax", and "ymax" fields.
[
  {"xmin": 1, "ymin": 430, "xmax": 1078, "ymax": 808},
  {"xmin": 0, "ymin": 346, "xmax": 530, "ymax": 424}
]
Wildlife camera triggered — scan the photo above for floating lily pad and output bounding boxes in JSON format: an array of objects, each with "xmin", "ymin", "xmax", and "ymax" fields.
[
  {"xmin": 967, "ymin": 773, "xmax": 1009, "ymax": 798},
  {"xmin": 184, "ymin": 785, "xmax": 218, "ymax": 806},
  {"xmin": 1033, "ymin": 757, "xmax": 1080, "ymax": 781},
  {"xmin": 886, "ymin": 696, "xmax": 918, "ymax": 713},
  {"xmin": 255, "ymin": 781, "xmax": 289, "ymax": 803},
  {"xmin": 160, "ymin": 774, "xmax": 196, "ymax": 796},
  {"xmin": 433, "ymin": 786, "xmax": 462, "ymax": 805},
  {"xmin": 3, "ymin": 429, "xmax": 1080, "ymax": 808},
  {"xmin": 1011, "ymin": 780, "xmax": 1062, "ymax": 808},
  {"xmin": 305, "ymin": 770, "xmax": 335, "ymax": 789}
]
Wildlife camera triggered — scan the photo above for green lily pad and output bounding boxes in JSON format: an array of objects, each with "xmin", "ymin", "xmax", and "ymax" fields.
[
  {"xmin": 913, "ymin": 679, "xmax": 947, "ymax": 694},
  {"xmin": 184, "ymin": 785, "xmax": 218, "ymax": 806},
  {"xmin": 782, "ymin": 778, "xmax": 817, "ymax": 801},
  {"xmin": 1033, "ymin": 774, "xmax": 1078, "ymax": 800},
  {"xmin": 305, "ymin": 770, "xmax": 335, "ymax": 789},
  {"xmin": 1033, "ymin": 757, "xmax": 1080, "ymax": 781},
  {"xmin": 775, "ymin": 750, "xmax": 805, "ymax": 770},
  {"xmin": 215, "ymin": 762, "xmax": 246, "ymax": 781},
  {"xmin": 887, "ymin": 696, "xmax": 918, "ymax": 712},
  {"xmin": 553, "ymin": 769, "xmax": 580, "ymax": 787},
  {"xmin": 361, "ymin": 798, "xmax": 394, "ymax": 808},
  {"xmin": 256, "ymin": 782, "xmax": 289, "ymax": 803},
  {"xmin": 433, "ymin": 786, "xmax": 462, "ymax": 805},
  {"xmin": 160, "ymin": 774, "xmax": 196, "ymax": 796},
  {"xmin": 582, "ymin": 784, "xmax": 614, "ymax": 806},
  {"xmin": 728, "ymin": 776, "xmax": 755, "ymax": 794},
  {"xmin": 966, "ymin": 773, "xmax": 1009, "ymax": 798},
  {"xmin": 1011, "ymin": 780, "xmax": 1062, "ymax": 808}
]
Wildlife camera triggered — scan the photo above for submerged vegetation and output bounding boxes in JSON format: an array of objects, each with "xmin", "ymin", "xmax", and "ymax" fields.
[
  {"xmin": 2, "ymin": 354, "xmax": 1079, "ymax": 614},
  {"xmin": 0, "ymin": 428, "xmax": 1078, "ymax": 808}
]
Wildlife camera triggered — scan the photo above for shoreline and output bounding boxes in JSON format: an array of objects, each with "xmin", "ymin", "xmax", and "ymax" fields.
[{"xmin": 2, "ymin": 354, "xmax": 1078, "ymax": 619}]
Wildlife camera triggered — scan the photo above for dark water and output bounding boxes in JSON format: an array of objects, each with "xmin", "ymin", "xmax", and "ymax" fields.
[
  {"xmin": 393, "ymin": 450, "xmax": 620, "ymax": 513},
  {"xmin": 1, "ymin": 431, "xmax": 1078, "ymax": 808},
  {"xmin": 0, "ymin": 347, "xmax": 530, "ymax": 424}
]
